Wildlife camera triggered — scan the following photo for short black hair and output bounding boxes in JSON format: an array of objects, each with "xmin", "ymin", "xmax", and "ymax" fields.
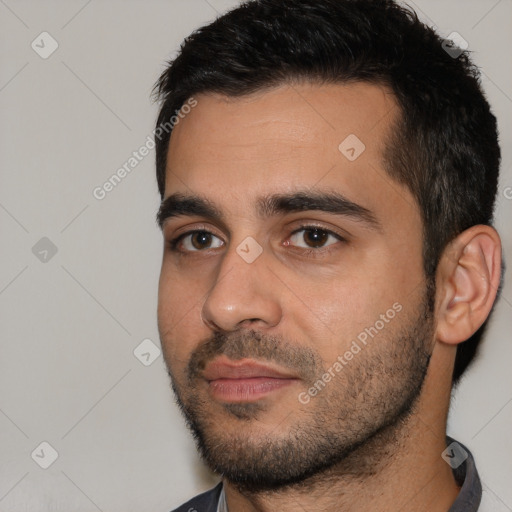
[{"xmin": 152, "ymin": 0, "xmax": 501, "ymax": 384}]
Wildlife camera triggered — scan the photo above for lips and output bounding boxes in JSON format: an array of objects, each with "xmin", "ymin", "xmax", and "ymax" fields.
[
  {"xmin": 203, "ymin": 357, "xmax": 297, "ymax": 380},
  {"xmin": 203, "ymin": 357, "xmax": 299, "ymax": 402}
]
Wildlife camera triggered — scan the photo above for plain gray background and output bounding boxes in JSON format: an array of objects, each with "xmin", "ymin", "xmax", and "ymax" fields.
[{"xmin": 0, "ymin": 0, "xmax": 511, "ymax": 510}]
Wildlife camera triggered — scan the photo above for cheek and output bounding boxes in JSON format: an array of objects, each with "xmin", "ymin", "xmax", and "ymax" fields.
[
  {"xmin": 286, "ymin": 258, "xmax": 407, "ymax": 363},
  {"xmin": 279, "ymin": 273, "xmax": 367, "ymax": 365},
  {"xmin": 157, "ymin": 266, "xmax": 204, "ymax": 369},
  {"xmin": 158, "ymin": 257, "xmax": 209, "ymax": 322}
]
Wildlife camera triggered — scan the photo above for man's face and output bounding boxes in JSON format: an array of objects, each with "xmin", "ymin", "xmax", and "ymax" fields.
[{"xmin": 157, "ymin": 83, "xmax": 434, "ymax": 490}]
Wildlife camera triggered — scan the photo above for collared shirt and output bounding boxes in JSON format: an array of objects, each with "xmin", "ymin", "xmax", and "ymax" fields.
[
  {"xmin": 216, "ymin": 487, "xmax": 228, "ymax": 512},
  {"xmin": 215, "ymin": 438, "xmax": 481, "ymax": 512},
  {"xmin": 448, "ymin": 437, "xmax": 481, "ymax": 511},
  {"xmin": 174, "ymin": 437, "xmax": 483, "ymax": 511}
]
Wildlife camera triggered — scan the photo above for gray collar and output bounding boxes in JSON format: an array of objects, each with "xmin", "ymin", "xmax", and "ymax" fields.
[{"xmin": 215, "ymin": 437, "xmax": 481, "ymax": 511}]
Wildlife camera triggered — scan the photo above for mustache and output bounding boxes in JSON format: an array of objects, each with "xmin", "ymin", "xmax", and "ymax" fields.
[{"xmin": 186, "ymin": 329, "xmax": 325, "ymax": 385}]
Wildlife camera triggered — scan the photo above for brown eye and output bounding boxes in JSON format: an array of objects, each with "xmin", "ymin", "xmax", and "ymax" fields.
[
  {"xmin": 303, "ymin": 228, "xmax": 329, "ymax": 248},
  {"xmin": 191, "ymin": 232, "xmax": 213, "ymax": 249},
  {"xmin": 178, "ymin": 231, "xmax": 224, "ymax": 251},
  {"xmin": 289, "ymin": 227, "xmax": 341, "ymax": 249}
]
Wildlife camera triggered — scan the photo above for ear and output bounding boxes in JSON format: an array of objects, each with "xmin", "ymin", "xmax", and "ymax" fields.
[{"xmin": 435, "ymin": 225, "xmax": 502, "ymax": 345}]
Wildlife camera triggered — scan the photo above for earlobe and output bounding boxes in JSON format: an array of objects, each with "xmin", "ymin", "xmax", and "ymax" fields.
[{"xmin": 435, "ymin": 225, "xmax": 501, "ymax": 345}]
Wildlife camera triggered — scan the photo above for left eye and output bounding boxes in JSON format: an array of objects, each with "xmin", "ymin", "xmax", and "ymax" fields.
[
  {"xmin": 180, "ymin": 231, "xmax": 224, "ymax": 251},
  {"xmin": 288, "ymin": 227, "xmax": 341, "ymax": 249}
]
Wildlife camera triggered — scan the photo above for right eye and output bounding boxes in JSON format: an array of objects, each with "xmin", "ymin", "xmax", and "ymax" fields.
[{"xmin": 170, "ymin": 230, "xmax": 225, "ymax": 252}]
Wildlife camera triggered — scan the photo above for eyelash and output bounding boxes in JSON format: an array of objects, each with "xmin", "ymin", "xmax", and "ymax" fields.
[{"xmin": 168, "ymin": 224, "xmax": 346, "ymax": 256}]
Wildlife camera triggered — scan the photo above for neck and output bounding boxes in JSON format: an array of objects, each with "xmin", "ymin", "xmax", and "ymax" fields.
[{"xmin": 223, "ymin": 343, "xmax": 460, "ymax": 512}]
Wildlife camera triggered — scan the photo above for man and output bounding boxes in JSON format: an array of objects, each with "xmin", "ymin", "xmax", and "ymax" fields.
[{"xmin": 153, "ymin": 0, "xmax": 503, "ymax": 510}]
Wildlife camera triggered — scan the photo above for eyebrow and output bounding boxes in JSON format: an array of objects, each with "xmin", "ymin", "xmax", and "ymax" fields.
[
  {"xmin": 156, "ymin": 191, "xmax": 381, "ymax": 231},
  {"xmin": 157, "ymin": 193, "xmax": 221, "ymax": 228}
]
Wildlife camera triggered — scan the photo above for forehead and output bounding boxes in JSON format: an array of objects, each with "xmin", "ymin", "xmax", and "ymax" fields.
[{"xmin": 164, "ymin": 82, "xmax": 418, "ymax": 229}]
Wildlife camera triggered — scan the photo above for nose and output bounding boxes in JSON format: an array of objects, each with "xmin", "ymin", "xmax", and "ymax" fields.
[{"xmin": 201, "ymin": 243, "xmax": 282, "ymax": 333}]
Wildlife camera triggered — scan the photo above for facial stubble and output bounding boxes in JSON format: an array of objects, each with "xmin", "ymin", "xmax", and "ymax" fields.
[{"xmin": 164, "ymin": 296, "xmax": 434, "ymax": 493}]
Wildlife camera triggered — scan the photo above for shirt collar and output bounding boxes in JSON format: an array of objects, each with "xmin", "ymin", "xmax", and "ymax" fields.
[
  {"xmin": 215, "ymin": 437, "xmax": 482, "ymax": 511},
  {"xmin": 216, "ymin": 486, "xmax": 228, "ymax": 512}
]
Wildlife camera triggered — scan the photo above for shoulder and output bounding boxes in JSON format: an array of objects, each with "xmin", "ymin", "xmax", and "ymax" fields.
[{"xmin": 170, "ymin": 482, "xmax": 223, "ymax": 512}]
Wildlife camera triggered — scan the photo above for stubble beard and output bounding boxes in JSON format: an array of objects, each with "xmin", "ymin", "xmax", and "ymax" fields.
[{"xmin": 164, "ymin": 292, "xmax": 434, "ymax": 493}]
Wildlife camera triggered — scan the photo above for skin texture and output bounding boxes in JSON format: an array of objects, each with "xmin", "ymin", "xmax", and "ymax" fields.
[{"xmin": 157, "ymin": 82, "xmax": 502, "ymax": 511}]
